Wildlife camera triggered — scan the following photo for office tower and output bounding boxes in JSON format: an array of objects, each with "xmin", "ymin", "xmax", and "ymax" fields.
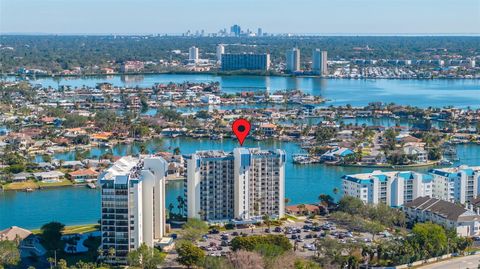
[
  {"xmin": 257, "ymin": 28, "xmax": 263, "ymax": 37},
  {"xmin": 100, "ymin": 156, "xmax": 168, "ymax": 264},
  {"xmin": 342, "ymin": 171, "xmax": 433, "ymax": 207},
  {"xmin": 185, "ymin": 148, "xmax": 286, "ymax": 223},
  {"xmin": 312, "ymin": 49, "xmax": 328, "ymax": 76},
  {"xmin": 230, "ymin": 24, "xmax": 241, "ymax": 37},
  {"xmin": 216, "ymin": 44, "xmax": 225, "ymax": 64},
  {"xmin": 429, "ymin": 166, "xmax": 480, "ymax": 204},
  {"xmin": 221, "ymin": 53, "xmax": 271, "ymax": 71},
  {"xmin": 286, "ymin": 48, "xmax": 301, "ymax": 73},
  {"xmin": 189, "ymin": 46, "xmax": 199, "ymax": 63}
]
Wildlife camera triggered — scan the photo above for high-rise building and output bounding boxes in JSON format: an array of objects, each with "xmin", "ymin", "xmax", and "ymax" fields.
[
  {"xmin": 230, "ymin": 24, "xmax": 241, "ymax": 37},
  {"xmin": 221, "ymin": 53, "xmax": 271, "ymax": 71},
  {"xmin": 286, "ymin": 48, "xmax": 301, "ymax": 73},
  {"xmin": 216, "ymin": 44, "xmax": 225, "ymax": 64},
  {"xmin": 100, "ymin": 156, "xmax": 168, "ymax": 264},
  {"xmin": 257, "ymin": 28, "xmax": 263, "ymax": 37},
  {"xmin": 185, "ymin": 148, "xmax": 286, "ymax": 223},
  {"xmin": 342, "ymin": 171, "xmax": 433, "ymax": 207},
  {"xmin": 312, "ymin": 49, "xmax": 328, "ymax": 76},
  {"xmin": 429, "ymin": 166, "xmax": 480, "ymax": 204},
  {"xmin": 189, "ymin": 46, "xmax": 199, "ymax": 63}
]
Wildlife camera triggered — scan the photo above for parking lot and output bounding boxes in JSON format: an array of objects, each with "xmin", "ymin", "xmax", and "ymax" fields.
[{"xmin": 196, "ymin": 218, "xmax": 377, "ymax": 257}]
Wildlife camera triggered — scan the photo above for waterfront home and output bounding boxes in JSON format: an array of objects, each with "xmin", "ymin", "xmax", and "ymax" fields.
[
  {"xmin": 403, "ymin": 145, "xmax": 428, "ymax": 163},
  {"xmin": 90, "ymin": 132, "xmax": 113, "ymax": 142},
  {"xmin": 321, "ymin": 147, "xmax": 355, "ymax": 162},
  {"xmin": 12, "ymin": 172, "xmax": 32, "ymax": 182},
  {"xmin": 68, "ymin": 168, "xmax": 99, "ymax": 183},
  {"xmin": 403, "ymin": 197, "xmax": 480, "ymax": 237},
  {"xmin": 53, "ymin": 160, "xmax": 84, "ymax": 169},
  {"xmin": 258, "ymin": 123, "xmax": 277, "ymax": 137},
  {"xmin": 0, "ymin": 226, "xmax": 47, "ymax": 258},
  {"xmin": 32, "ymin": 171, "xmax": 65, "ymax": 182}
]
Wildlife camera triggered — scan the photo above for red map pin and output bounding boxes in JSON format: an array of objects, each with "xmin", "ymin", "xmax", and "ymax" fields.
[{"xmin": 232, "ymin": 118, "xmax": 251, "ymax": 146}]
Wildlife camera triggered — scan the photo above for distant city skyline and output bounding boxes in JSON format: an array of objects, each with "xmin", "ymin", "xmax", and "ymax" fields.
[{"xmin": 0, "ymin": 0, "xmax": 479, "ymax": 35}]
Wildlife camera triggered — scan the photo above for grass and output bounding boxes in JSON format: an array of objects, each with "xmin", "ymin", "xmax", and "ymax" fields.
[
  {"xmin": 3, "ymin": 178, "xmax": 74, "ymax": 190},
  {"xmin": 3, "ymin": 180, "xmax": 39, "ymax": 190},
  {"xmin": 32, "ymin": 224, "xmax": 99, "ymax": 235},
  {"xmin": 63, "ymin": 224, "xmax": 99, "ymax": 235},
  {"xmin": 37, "ymin": 178, "xmax": 73, "ymax": 188}
]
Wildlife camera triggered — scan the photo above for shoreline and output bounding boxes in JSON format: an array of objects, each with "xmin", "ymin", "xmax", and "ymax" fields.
[{"xmin": 3, "ymin": 71, "xmax": 479, "ymax": 80}]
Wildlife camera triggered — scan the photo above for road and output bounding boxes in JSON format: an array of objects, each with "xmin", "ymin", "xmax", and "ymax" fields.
[{"xmin": 419, "ymin": 254, "xmax": 480, "ymax": 269}]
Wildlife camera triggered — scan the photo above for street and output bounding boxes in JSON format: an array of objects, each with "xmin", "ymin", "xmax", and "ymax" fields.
[{"xmin": 419, "ymin": 254, "xmax": 480, "ymax": 269}]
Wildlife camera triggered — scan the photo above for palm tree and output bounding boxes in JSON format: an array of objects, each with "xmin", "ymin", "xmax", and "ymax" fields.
[
  {"xmin": 284, "ymin": 198, "xmax": 291, "ymax": 205},
  {"xmin": 262, "ymin": 214, "xmax": 271, "ymax": 230},
  {"xmin": 297, "ymin": 204, "xmax": 306, "ymax": 215},
  {"xmin": 333, "ymin": 187, "xmax": 339, "ymax": 195},
  {"xmin": 173, "ymin": 147, "xmax": 181, "ymax": 155}
]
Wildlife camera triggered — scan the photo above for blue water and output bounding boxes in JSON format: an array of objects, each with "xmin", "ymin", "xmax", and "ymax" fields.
[
  {"xmin": 2, "ymin": 136, "xmax": 480, "ymax": 230},
  {"xmin": 6, "ymin": 74, "xmax": 480, "ymax": 108},
  {"xmin": 1, "ymin": 74, "xmax": 480, "ymax": 229}
]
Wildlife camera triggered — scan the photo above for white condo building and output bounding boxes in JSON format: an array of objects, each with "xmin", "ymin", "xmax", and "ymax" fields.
[
  {"xmin": 189, "ymin": 46, "xmax": 199, "ymax": 63},
  {"xmin": 342, "ymin": 171, "xmax": 433, "ymax": 207},
  {"xmin": 185, "ymin": 148, "xmax": 286, "ymax": 223},
  {"xmin": 312, "ymin": 49, "xmax": 328, "ymax": 76},
  {"xmin": 342, "ymin": 165, "xmax": 480, "ymax": 207},
  {"xmin": 429, "ymin": 165, "xmax": 480, "ymax": 204},
  {"xmin": 100, "ymin": 156, "xmax": 168, "ymax": 264},
  {"xmin": 216, "ymin": 44, "xmax": 225, "ymax": 63},
  {"xmin": 286, "ymin": 47, "xmax": 301, "ymax": 73}
]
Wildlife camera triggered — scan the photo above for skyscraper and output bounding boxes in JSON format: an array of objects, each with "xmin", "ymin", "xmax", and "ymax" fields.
[
  {"xmin": 257, "ymin": 28, "xmax": 263, "ymax": 37},
  {"xmin": 230, "ymin": 24, "xmax": 241, "ymax": 37},
  {"xmin": 216, "ymin": 44, "xmax": 225, "ymax": 64},
  {"xmin": 221, "ymin": 53, "xmax": 271, "ymax": 71},
  {"xmin": 100, "ymin": 156, "xmax": 168, "ymax": 264},
  {"xmin": 312, "ymin": 49, "xmax": 328, "ymax": 76},
  {"xmin": 185, "ymin": 148, "xmax": 286, "ymax": 223},
  {"xmin": 286, "ymin": 47, "xmax": 301, "ymax": 73},
  {"xmin": 189, "ymin": 46, "xmax": 199, "ymax": 63}
]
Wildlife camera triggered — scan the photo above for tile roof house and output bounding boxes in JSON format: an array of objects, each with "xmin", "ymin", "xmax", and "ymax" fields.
[
  {"xmin": 403, "ymin": 197, "xmax": 480, "ymax": 237},
  {"xmin": 68, "ymin": 168, "xmax": 99, "ymax": 183}
]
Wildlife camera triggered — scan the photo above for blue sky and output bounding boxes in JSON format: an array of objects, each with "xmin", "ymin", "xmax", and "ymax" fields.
[{"xmin": 0, "ymin": 0, "xmax": 479, "ymax": 34}]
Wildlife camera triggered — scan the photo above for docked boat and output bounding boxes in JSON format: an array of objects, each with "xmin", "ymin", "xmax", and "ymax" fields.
[{"xmin": 87, "ymin": 183, "xmax": 97, "ymax": 189}]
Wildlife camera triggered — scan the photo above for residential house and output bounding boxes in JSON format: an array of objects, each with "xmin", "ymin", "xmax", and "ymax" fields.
[{"xmin": 403, "ymin": 197, "xmax": 480, "ymax": 237}]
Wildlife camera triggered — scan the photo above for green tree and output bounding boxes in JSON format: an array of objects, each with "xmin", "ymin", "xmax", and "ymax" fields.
[
  {"xmin": 127, "ymin": 243, "xmax": 166, "ymax": 269},
  {"xmin": 231, "ymin": 235, "xmax": 292, "ymax": 253},
  {"xmin": 179, "ymin": 218, "xmax": 209, "ymax": 242},
  {"xmin": 410, "ymin": 223, "xmax": 448, "ymax": 258},
  {"xmin": 338, "ymin": 196, "xmax": 365, "ymax": 215},
  {"xmin": 40, "ymin": 221, "xmax": 65, "ymax": 251},
  {"xmin": 0, "ymin": 240, "xmax": 20, "ymax": 268},
  {"xmin": 176, "ymin": 241, "xmax": 205, "ymax": 268}
]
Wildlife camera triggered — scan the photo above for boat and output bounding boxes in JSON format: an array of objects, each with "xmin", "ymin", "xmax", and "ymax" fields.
[
  {"xmin": 87, "ymin": 183, "xmax": 97, "ymax": 189},
  {"xmin": 25, "ymin": 188, "xmax": 34, "ymax": 192}
]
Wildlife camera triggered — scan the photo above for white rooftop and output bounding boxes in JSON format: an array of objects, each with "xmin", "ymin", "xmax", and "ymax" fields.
[{"xmin": 102, "ymin": 156, "xmax": 139, "ymax": 180}]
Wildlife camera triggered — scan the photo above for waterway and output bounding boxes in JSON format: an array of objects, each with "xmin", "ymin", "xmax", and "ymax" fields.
[
  {"xmin": 5, "ymin": 74, "xmax": 480, "ymax": 108},
  {"xmin": 1, "ymin": 137, "xmax": 479, "ymax": 230},
  {"xmin": 1, "ymin": 74, "xmax": 480, "ymax": 229}
]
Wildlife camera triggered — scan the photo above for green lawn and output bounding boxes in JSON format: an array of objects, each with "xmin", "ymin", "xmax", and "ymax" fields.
[
  {"xmin": 32, "ymin": 224, "xmax": 99, "ymax": 235},
  {"xmin": 3, "ymin": 180, "xmax": 39, "ymax": 190},
  {"xmin": 37, "ymin": 178, "xmax": 73, "ymax": 188}
]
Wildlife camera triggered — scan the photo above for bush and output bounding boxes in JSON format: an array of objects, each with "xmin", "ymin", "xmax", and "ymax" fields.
[{"xmin": 231, "ymin": 235, "xmax": 291, "ymax": 253}]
